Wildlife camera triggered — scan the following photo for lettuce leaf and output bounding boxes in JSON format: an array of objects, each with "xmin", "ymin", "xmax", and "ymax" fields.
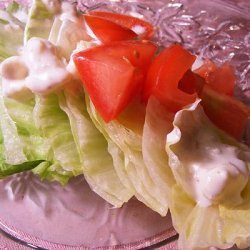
[
  {"xmin": 0, "ymin": 0, "xmax": 87, "ymax": 184},
  {"xmin": 166, "ymin": 99, "xmax": 250, "ymax": 249},
  {"xmin": 0, "ymin": 81, "xmax": 74, "ymax": 184},
  {"xmin": 32, "ymin": 161, "xmax": 71, "ymax": 185},
  {"xmin": 0, "ymin": 85, "xmax": 27, "ymax": 164},
  {"xmin": 48, "ymin": 3, "xmax": 91, "ymax": 60},
  {"xmin": 219, "ymin": 180, "xmax": 250, "ymax": 249},
  {"xmin": 24, "ymin": 0, "xmax": 56, "ymax": 43},
  {"xmin": 4, "ymin": 97, "xmax": 49, "ymax": 161},
  {"xmin": 171, "ymin": 185, "xmax": 229, "ymax": 250},
  {"xmin": 0, "ymin": 117, "xmax": 40, "ymax": 178},
  {"xmin": 0, "ymin": 5, "xmax": 25, "ymax": 61},
  {"xmin": 107, "ymin": 140, "xmax": 135, "ymax": 194},
  {"xmin": 57, "ymin": 86, "xmax": 132, "ymax": 207},
  {"xmin": 166, "ymin": 99, "xmax": 249, "ymax": 207},
  {"xmin": 0, "ymin": 160, "xmax": 45, "ymax": 178},
  {"xmin": 142, "ymin": 97, "xmax": 176, "ymax": 203},
  {"xmin": 86, "ymin": 96, "xmax": 169, "ymax": 215},
  {"xmin": 33, "ymin": 93, "xmax": 83, "ymax": 179},
  {"xmin": 0, "ymin": 83, "xmax": 49, "ymax": 178}
]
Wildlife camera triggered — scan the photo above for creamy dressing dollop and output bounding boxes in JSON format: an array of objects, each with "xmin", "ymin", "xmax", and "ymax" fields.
[
  {"xmin": 0, "ymin": 37, "xmax": 72, "ymax": 97},
  {"xmin": 189, "ymin": 139, "xmax": 249, "ymax": 207},
  {"xmin": 167, "ymin": 101, "xmax": 250, "ymax": 207}
]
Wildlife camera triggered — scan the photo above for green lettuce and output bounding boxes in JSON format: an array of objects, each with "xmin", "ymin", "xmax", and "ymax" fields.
[
  {"xmin": 0, "ymin": 3, "xmax": 25, "ymax": 61},
  {"xmin": 0, "ymin": 81, "xmax": 77, "ymax": 184},
  {"xmin": 0, "ymin": 85, "xmax": 27, "ymax": 164},
  {"xmin": 0, "ymin": 108, "xmax": 42, "ymax": 178},
  {"xmin": 0, "ymin": 83, "xmax": 48, "ymax": 178},
  {"xmin": 142, "ymin": 97, "xmax": 176, "ymax": 204},
  {"xmin": 0, "ymin": 160, "xmax": 45, "ymax": 178},
  {"xmin": 86, "ymin": 96, "xmax": 169, "ymax": 216},
  {"xmin": 219, "ymin": 180, "xmax": 250, "ymax": 249},
  {"xmin": 4, "ymin": 97, "xmax": 49, "ymax": 161},
  {"xmin": 48, "ymin": 3, "xmax": 91, "ymax": 60},
  {"xmin": 24, "ymin": 0, "xmax": 57, "ymax": 43},
  {"xmin": 57, "ymin": 86, "xmax": 132, "ymax": 207},
  {"xmin": 0, "ymin": 0, "xmax": 91, "ymax": 184},
  {"xmin": 33, "ymin": 93, "xmax": 83, "ymax": 180},
  {"xmin": 107, "ymin": 140, "xmax": 135, "ymax": 195},
  {"xmin": 171, "ymin": 185, "xmax": 229, "ymax": 250}
]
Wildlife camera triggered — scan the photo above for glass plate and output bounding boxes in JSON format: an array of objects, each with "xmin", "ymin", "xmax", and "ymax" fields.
[{"xmin": 0, "ymin": 0, "xmax": 249, "ymax": 249}]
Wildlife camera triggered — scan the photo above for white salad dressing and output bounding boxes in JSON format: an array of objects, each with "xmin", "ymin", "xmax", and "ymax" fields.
[
  {"xmin": 190, "ymin": 144, "xmax": 249, "ymax": 206},
  {"xmin": 0, "ymin": 38, "xmax": 72, "ymax": 97},
  {"xmin": 167, "ymin": 102, "xmax": 250, "ymax": 207}
]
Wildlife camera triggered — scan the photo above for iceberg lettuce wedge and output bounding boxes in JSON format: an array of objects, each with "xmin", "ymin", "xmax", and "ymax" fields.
[
  {"xmin": 4, "ymin": 97, "xmax": 49, "ymax": 161},
  {"xmin": 0, "ymin": 85, "xmax": 27, "ymax": 164},
  {"xmin": 33, "ymin": 93, "xmax": 83, "ymax": 178},
  {"xmin": 0, "ymin": 83, "xmax": 49, "ymax": 178},
  {"xmin": 171, "ymin": 185, "xmax": 229, "ymax": 250},
  {"xmin": 219, "ymin": 180, "xmax": 250, "ymax": 249},
  {"xmin": 86, "ymin": 96, "xmax": 169, "ymax": 215},
  {"xmin": 57, "ymin": 86, "xmax": 132, "ymax": 207},
  {"xmin": 142, "ymin": 97, "xmax": 176, "ymax": 203},
  {"xmin": 0, "ymin": 0, "xmax": 93, "ymax": 184},
  {"xmin": 0, "ymin": 83, "xmax": 72, "ymax": 183},
  {"xmin": 107, "ymin": 140, "xmax": 135, "ymax": 195}
]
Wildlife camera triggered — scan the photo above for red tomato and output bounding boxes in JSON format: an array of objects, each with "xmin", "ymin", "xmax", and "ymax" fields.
[
  {"xmin": 144, "ymin": 44, "xmax": 197, "ymax": 112},
  {"xmin": 200, "ymin": 85, "xmax": 250, "ymax": 140},
  {"xmin": 84, "ymin": 15, "xmax": 137, "ymax": 44},
  {"xmin": 73, "ymin": 41, "xmax": 157, "ymax": 122},
  {"xmin": 195, "ymin": 60, "xmax": 235, "ymax": 96},
  {"xmin": 89, "ymin": 11, "xmax": 155, "ymax": 39},
  {"xmin": 178, "ymin": 64, "xmax": 248, "ymax": 140},
  {"xmin": 178, "ymin": 70, "xmax": 205, "ymax": 95}
]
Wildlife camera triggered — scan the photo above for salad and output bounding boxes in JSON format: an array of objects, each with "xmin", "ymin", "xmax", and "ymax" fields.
[{"xmin": 0, "ymin": 0, "xmax": 250, "ymax": 249}]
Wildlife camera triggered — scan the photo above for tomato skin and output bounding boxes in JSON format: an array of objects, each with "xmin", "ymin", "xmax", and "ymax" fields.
[
  {"xmin": 178, "ymin": 63, "xmax": 248, "ymax": 140},
  {"xmin": 73, "ymin": 41, "xmax": 157, "ymax": 122},
  {"xmin": 195, "ymin": 60, "xmax": 235, "ymax": 96},
  {"xmin": 84, "ymin": 15, "xmax": 137, "ymax": 44},
  {"xmin": 178, "ymin": 70, "xmax": 205, "ymax": 95},
  {"xmin": 89, "ymin": 11, "xmax": 155, "ymax": 39},
  {"xmin": 93, "ymin": 40, "xmax": 157, "ymax": 75},
  {"xmin": 144, "ymin": 44, "xmax": 197, "ymax": 112},
  {"xmin": 200, "ymin": 85, "xmax": 250, "ymax": 140}
]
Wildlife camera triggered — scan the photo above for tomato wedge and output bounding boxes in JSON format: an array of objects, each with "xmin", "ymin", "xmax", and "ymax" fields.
[
  {"xmin": 178, "ymin": 66, "xmax": 249, "ymax": 140},
  {"xmin": 73, "ymin": 41, "xmax": 157, "ymax": 122},
  {"xmin": 89, "ymin": 11, "xmax": 155, "ymax": 39},
  {"xmin": 195, "ymin": 60, "xmax": 235, "ymax": 96},
  {"xmin": 200, "ymin": 85, "xmax": 250, "ymax": 140},
  {"xmin": 144, "ymin": 44, "xmax": 197, "ymax": 112},
  {"xmin": 84, "ymin": 15, "xmax": 137, "ymax": 44}
]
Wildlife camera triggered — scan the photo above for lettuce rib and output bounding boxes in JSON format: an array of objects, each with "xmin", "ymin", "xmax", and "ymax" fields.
[{"xmin": 57, "ymin": 87, "xmax": 132, "ymax": 207}]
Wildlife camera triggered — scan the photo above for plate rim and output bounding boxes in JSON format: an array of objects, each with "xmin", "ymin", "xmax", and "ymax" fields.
[{"xmin": 0, "ymin": 217, "xmax": 178, "ymax": 249}]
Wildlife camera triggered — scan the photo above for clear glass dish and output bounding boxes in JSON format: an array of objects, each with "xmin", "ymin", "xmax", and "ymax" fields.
[{"xmin": 0, "ymin": 0, "xmax": 249, "ymax": 249}]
